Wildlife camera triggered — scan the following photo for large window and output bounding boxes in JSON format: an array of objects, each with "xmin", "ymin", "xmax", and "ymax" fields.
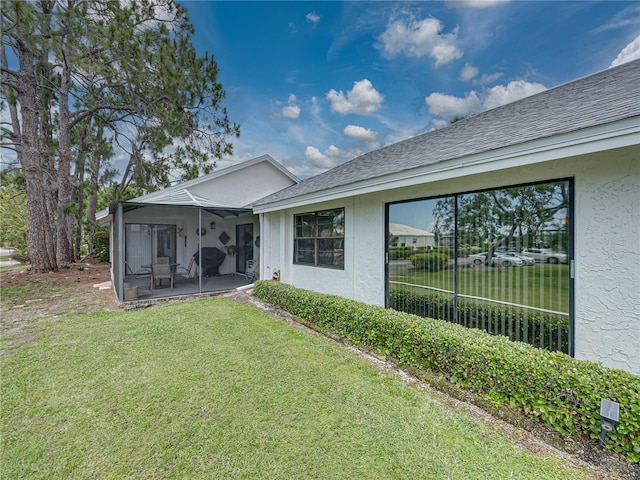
[
  {"xmin": 294, "ymin": 208, "xmax": 345, "ymax": 269},
  {"xmin": 387, "ymin": 180, "xmax": 572, "ymax": 354}
]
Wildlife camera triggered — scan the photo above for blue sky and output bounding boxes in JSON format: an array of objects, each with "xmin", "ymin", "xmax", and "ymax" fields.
[{"xmin": 181, "ymin": 0, "xmax": 640, "ymax": 179}]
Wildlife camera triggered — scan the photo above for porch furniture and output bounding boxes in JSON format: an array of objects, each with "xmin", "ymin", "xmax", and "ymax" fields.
[
  {"xmin": 130, "ymin": 262, "xmax": 152, "ymax": 279},
  {"xmin": 151, "ymin": 262, "xmax": 174, "ymax": 290},
  {"xmin": 193, "ymin": 247, "xmax": 226, "ymax": 276},
  {"xmin": 156, "ymin": 256, "xmax": 170, "ymax": 264},
  {"xmin": 176, "ymin": 257, "xmax": 196, "ymax": 284}
]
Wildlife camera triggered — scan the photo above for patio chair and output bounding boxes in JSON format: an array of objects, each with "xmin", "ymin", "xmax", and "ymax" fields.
[
  {"xmin": 151, "ymin": 262, "xmax": 174, "ymax": 290},
  {"xmin": 156, "ymin": 256, "xmax": 170, "ymax": 264},
  {"xmin": 176, "ymin": 256, "xmax": 196, "ymax": 284}
]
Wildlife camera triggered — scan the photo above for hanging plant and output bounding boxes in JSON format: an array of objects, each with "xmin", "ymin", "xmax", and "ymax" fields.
[{"xmin": 225, "ymin": 244, "xmax": 237, "ymax": 256}]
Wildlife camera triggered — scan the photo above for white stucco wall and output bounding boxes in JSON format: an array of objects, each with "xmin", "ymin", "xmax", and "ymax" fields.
[
  {"xmin": 573, "ymin": 154, "xmax": 639, "ymax": 374},
  {"xmin": 259, "ymin": 146, "xmax": 639, "ymax": 374},
  {"xmin": 190, "ymin": 160, "xmax": 296, "ymax": 207}
]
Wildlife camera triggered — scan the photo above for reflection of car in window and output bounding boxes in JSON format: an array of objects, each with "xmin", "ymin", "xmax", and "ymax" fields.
[
  {"xmin": 521, "ymin": 248, "xmax": 568, "ymax": 264},
  {"xmin": 469, "ymin": 252, "xmax": 524, "ymax": 267},
  {"xmin": 501, "ymin": 252, "xmax": 536, "ymax": 266}
]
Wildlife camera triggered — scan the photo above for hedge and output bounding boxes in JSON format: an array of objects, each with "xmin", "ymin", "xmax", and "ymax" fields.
[
  {"xmin": 389, "ymin": 289, "xmax": 569, "ymax": 353},
  {"xmin": 253, "ymin": 280, "xmax": 640, "ymax": 462},
  {"xmin": 409, "ymin": 252, "xmax": 449, "ymax": 272},
  {"xmin": 389, "ymin": 246, "xmax": 415, "ymax": 260}
]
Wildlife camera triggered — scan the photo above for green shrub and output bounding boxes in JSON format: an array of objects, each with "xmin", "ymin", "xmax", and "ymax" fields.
[
  {"xmin": 389, "ymin": 289, "xmax": 569, "ymax": 353},
  {"xmin": 409, "ymin": 252, "xmax": 450, "ymax": 271},
  {"xmin": 434, "ymin": 247, "xmax": 477, "ymax": 258},
  {"xmin": 253, "ymin": 280, "xmax": 640, "ymax": 463},
  {"xmin": 90, "ymin": 227, "xmax": 110, "ymax": 262},
  {"xmin": 389, "ymin": 246, "xmax": 415, "ymax": 260}
]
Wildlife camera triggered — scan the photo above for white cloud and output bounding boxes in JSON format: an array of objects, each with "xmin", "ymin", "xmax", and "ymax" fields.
[
  {"xmin": 306, "ymin": 12, "xmax": 320, "ymax": 24},
  {"xmin": 610, "ymin": 35, "xmax": 640, "ymax": 67},
  {"xmin": 325, "ymin": 145, "xmax": 343, "ymax": 157},
  {"xmin": 377, "ymin": 15, "xmax": 462, "ymax": 67},
  {"xmin": 425, "ymin": 79, "xmax": 547, "ymax": 120},
  {"xmin": 459, "ymin": 63, "xmax": 503, "ymax": 85},
  {"xmin": 473, "ymin": 71, "xmax": 504, "ymax": 85},
  {"xmin": 425, "ymin": 91, "xmax": 482, "ymax": 119},
  {"xmin": 459, "ymin": 63, "xmax": 478, "ymax": 81},
  {"xmin": 303, "ymin": 143, "xmax": 358, "ymax": 174},
  {"xmin": 343, "ymin": 124, "xmax": 378, "ymax": 148},
  {"xmin": 281, "ymin": 93, "xmax": 301, "ymax": 119},
  {"xmin": 482, "ymin": 80, "xmax": 546, "ymax": 110},
  {"xmin": 593, "ymin": 4, "xmax": 640, "ymax": 34},
  {"xmin": 448, "ymin": 0, "xmax": 510, "ymax": 8},
  {"xmin": 431, "ymin": 119, "xmax": 450, "ymax": 130},
  {"xmin": 305, "ymin": 146, "xmax": 337, "ymax": 169},
  {"xmin": 326, "ymin": 79, "xmax": 384, "ymax": 115},
  {"xmin": 282, "ymin": 105, "xmax": 300, "ymax": 119}
]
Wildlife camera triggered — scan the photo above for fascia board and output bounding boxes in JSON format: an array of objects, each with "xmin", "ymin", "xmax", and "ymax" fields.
[
  {"xmin": 96, "ymin": 212, "xmax": 112, "ymax": 227},
  {"xmin": 253, "ymin": 117, "xmax": 639, "ymax": 214}
]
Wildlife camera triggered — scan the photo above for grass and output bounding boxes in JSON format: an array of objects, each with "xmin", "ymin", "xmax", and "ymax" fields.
[
  {"xmin": 391, "ymin": 265, "xmax": 569, "ymax": 312},
  {"xmin": 1, "ymin": 281, "xmax": 67, "ymax": 305},
  {"xmin": 0, "ymin": 263, "xmax": 28, "ymax": 274},
  {"xmin": 0, "ymin": 298, "xmax": 596, "ymax": 479}
]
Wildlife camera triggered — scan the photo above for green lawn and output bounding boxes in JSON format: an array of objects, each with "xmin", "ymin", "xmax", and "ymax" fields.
[
  {"xmin": 391, "ymin": 265, "xmax": 569, "ymax": 313},
  {"xmin": 1, "ymin": 298, "xmax": 591, "ymax": 479},
  {"xmin": 0, "ymin": 263, "xmax": 28, "ymax": 274}
]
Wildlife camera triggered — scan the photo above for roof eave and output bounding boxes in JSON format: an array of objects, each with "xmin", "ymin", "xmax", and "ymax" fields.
[{"xmin": 253, "ymin": 116, "xmax": 640, "ymax": 214}]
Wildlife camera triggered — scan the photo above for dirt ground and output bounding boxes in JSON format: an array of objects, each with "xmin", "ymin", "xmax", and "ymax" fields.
[
  {"xmin": 1, "ymin": 258, "xmax": 118, "ymax": 328},
  {"xmin": 1, "ymin": 257, "xmax": 113, "ymax": 290},
  {"xmin": 1, "ymin": 260, "xmax": 637, "ymax": 479}
]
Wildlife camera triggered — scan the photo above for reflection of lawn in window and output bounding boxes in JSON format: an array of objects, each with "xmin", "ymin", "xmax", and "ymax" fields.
[{"xmin": 390, "ymin": 265, "xmax": 569, "ymax": 313}]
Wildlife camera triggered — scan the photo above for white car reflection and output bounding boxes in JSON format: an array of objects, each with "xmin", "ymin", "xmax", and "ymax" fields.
[{"xmin": 468, "ymin": 252, "xmax": 524, "ymax": 267}]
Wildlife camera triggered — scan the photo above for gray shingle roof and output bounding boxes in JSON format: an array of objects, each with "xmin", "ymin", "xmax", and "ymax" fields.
[{"xmin": 254, "ymin": 60, "xmax": 640, "ymax": 207}]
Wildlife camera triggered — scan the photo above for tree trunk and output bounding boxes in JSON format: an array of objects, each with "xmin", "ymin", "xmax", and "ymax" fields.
[
  {"xmin": 11, "ymin": 36, "xmax": 57, "ymax": 273},
  {"xmin": 86, "ymin": 156, "xmax": 100, "ymax": 255},
  {"xmin": 75, "ymin": 184, "xmax": 84, "ymax": 260},
  {"xmin": 55, "ymin": 48, "xmax": 75, "ymax": 268}
]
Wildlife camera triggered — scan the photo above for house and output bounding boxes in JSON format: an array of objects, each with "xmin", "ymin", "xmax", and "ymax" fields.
[
  {"xmin": 253, "ymin": 60, "xmax": 640, "ymax": 375},
  {"xmin": 97, "ymin": 154, "xmax": 298, "ymax": 302},
  {"xmin": 389, "ymin": 223, "xmax": 435, "ymax": 249}
]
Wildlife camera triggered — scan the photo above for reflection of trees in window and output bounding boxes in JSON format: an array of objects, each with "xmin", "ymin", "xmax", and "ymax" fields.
[{"xmin": 433, "ymin": 182, "xmax": 569, "ymax": 261}]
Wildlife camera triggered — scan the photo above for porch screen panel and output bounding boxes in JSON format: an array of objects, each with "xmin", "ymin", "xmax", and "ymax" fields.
[
  {"xmin": 387, "ymin": 180, "xmax": 571, "ymax": 354},
  {"xmin": 125, "ymin": 224, "xmax": 153, "ymax": 274}
]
